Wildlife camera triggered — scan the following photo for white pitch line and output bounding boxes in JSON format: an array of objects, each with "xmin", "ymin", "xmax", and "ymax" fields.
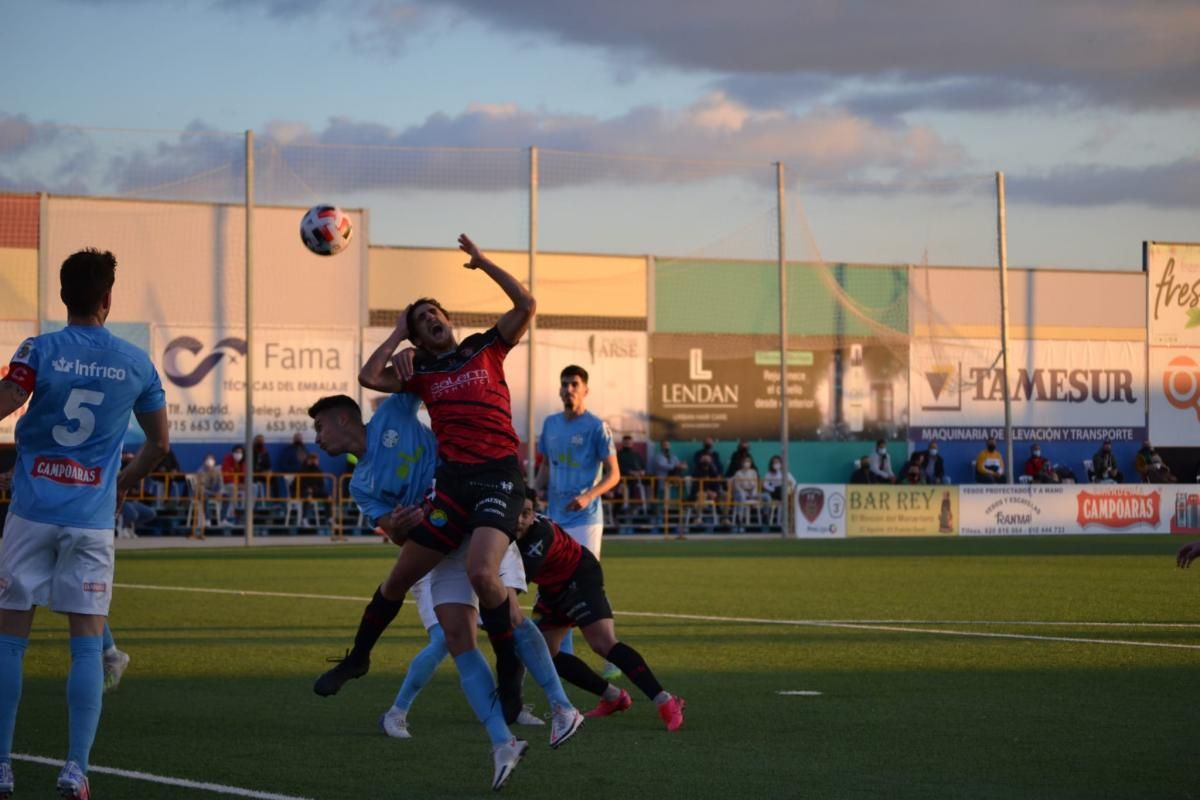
[
  {"xmin": 777, "ymin": 690, "xmax": 822, "ymax": 696},
  {"xmin": 12, "ymin": 753, "xmax": 314, "ymax": 800},
  {"xmin": 113, "ymin": 582, "xmax": 1200, "ymax": 650}
]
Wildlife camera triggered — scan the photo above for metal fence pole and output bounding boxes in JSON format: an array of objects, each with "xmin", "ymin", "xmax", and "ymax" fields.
[
  {"xmin": 526, "ymin": 146, "xmax": 539, "ymax": 489},
  {"xmin": 776, "ymin": 162, "xmax": 791, "ymax": 536},
  {"xmin": 244, "ymin": 130, "xmax": 255, "ymax": 543},
  {"xmin": 996, "ymin": 171, "xmax": 1014, "ymax": 484}
]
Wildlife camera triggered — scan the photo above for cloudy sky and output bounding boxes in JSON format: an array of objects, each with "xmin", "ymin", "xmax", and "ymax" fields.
[{"xmin": 5, "ymin": 0, "xmax": 1198, "ymax": 268}]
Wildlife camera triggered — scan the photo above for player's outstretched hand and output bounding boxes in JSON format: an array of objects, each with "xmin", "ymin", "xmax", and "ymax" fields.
[
  {"xmin": 391, "ymin": 347, "xmax": 416, "ymax": 382},
  {"xmin": 1177, "ymin": 541, "xmax": 1200, "ymax": 568},
  {"xmin": 458, "ymin": 234, "xmax": 488, "ymax": 270}
]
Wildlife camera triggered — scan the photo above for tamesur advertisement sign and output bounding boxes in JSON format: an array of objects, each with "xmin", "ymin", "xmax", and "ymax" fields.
[
  {"xmin": 650, "ymin": 333, "xmax": 906, "ymax": 440},
  {"xmin": 909, "ymin": 338, "xmax": 1145, "ymax": 443},
  {"xmin": 151, "ymin": 325, "xmax": 358, "ymax": 441}
]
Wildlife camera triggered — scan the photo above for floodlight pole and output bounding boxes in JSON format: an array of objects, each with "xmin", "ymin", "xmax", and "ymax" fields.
[
  {"xmin": 777, "ymin": 162, "xmax": 791, "ymax": 537},
  {"xmin": 244, "ymin": 130, "xmax": 255, "ymax": 543},
  {"xmin": 996, "ymin": 171, "xmax": 1014, "ymax": 484}
]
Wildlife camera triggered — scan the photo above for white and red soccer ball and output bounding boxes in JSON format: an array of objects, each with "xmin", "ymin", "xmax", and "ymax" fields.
[{"xmin": 300, "ymin": 205, "xmax": 353, "ymax": 256}]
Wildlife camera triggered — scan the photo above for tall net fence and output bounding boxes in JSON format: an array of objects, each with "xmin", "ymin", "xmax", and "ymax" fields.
[{"xmin": 0, "ymin": 121, "xmax": 1068, "ymax": 533}]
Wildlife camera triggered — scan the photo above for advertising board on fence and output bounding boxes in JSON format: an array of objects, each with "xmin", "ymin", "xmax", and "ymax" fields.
[
  {"xmin": 909, "ymin": 338, "xmax": 1146, "ymax": 442},
  {"xmin": 959, "ymin": 484, "xmax": 1179, "ymax": 536},
  {"xmin": 151, "ymin": 325, "xmax": 358, "ymax": 441},
  {"xmin": 791, "ymin": 485, "xmax": 847, "ymax": 538},
  {"xmin": 650, "ymin": 333, "xmax": 907, "ymax": 441},
  {"xmin": 1146, "ymin": 241, "xmax": 1200, "ymax": 348},
  {"xmin": 845, "ymin": 485, "xmax": 958, "ymax": 537}
]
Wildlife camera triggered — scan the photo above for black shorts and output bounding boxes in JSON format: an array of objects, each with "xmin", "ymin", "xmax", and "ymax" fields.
[
  {"xmin": 408, "ymin": 456, "xmax": 525, "ymax": 554},
  {"xmin": 533, "ymin": 550, "xmax": 613, "ymax": 630}
]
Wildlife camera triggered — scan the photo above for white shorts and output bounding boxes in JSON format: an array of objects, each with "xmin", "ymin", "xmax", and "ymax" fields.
[
  {"xmin": 563, "ymin": 522, "xmax": 604, "ymax": 560},
  {"xmin": 0, "ymin": 512, "xmax": 115, "ymax": 616},
  {"xmin": 412, "ymin": 539, "xmax": 528, "ymax": 631}
]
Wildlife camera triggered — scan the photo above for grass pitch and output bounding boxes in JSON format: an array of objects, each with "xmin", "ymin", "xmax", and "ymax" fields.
[{"xmin": 11, "ymin": 535, "xmax": 1200, "ymax": 799}]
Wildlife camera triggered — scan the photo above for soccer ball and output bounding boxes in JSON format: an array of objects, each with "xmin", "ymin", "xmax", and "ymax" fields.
[{"xmin": 300, "ymin": 205, "xmax": 353, "ymax": 256}]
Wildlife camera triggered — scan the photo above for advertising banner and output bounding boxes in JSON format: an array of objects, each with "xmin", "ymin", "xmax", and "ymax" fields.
[
  {"xmin": 1146, "ymin": 242, "xmax": 1200, "ymax": 348},
  {"xmin": 649, "ymin": 334, "xmax": 907, "ymax": 440},
  {"xmin": 1149, "ymin": 347, "xmax": 1200, "ymax": 446},
  {"xmin": 791, "ymin": 484, "xmax": 847, "ymax": 538},
  {"xmin": 845, "ymin": 485, "xmax": 958, "ymax": 537},
  {"xmin": 151, "ymin": 325, "xmax": 358, "ymax": 442},
  {"xmin": 909, "ymin": 338, "xmax": 1146, "ymax": 443},
  {"xmin": 361, "ymin": 327, "xmax": 648, "ymax": 440},
  {"xmin": 960, "ymin": 484, "xmax": 1175, "ymax": 536}
]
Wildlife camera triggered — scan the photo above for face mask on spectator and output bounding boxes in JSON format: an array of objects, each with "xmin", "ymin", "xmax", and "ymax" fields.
[
  {"xmin": 233, "ymin": 451, "xmax": 243, "ymax": 463},
  {"xmin": 203, "ymin": 457, "xmax": 215, "ymax": 468},
  {"xmin": 877, "ymin": 447, "xmax": 886, "ymax": 455},
  {"xmin": 929, "ymin": 448, "xmax": 938, "ymax": 457},
  {"xmin": 1032, "ymin": 448, "xmax": 1041, "ymax": 457}
]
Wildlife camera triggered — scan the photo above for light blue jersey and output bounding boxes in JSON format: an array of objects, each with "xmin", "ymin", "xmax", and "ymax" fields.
[
  {"xmin": 349, "ymin": 393, "xmax": 438, "ymax": 527},
  {"xmin": 7, "ymin": 326, "xmax": 165, "ymax": 530},
  {"xmin": 538, "ymin": 410, "xmax": 615, "ymax": 529}
]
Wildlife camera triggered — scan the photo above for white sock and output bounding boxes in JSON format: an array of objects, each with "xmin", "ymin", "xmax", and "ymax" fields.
[
  {"xmin": 654, "ymin": 691, "xmax": 671, "ymax": 706},
  {"xmin": 602, "ymin": 685, "xmax": 621, "ymax": 702}
]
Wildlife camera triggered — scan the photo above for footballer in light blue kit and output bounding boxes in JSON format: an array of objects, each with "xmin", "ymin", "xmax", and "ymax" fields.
[
  {"xmin": 536, "ymin": 366, "xmax": 619, "ymax": 557},
  {"xmin": 348, "ymin": 392, "xmax": 437, "ymax": 526},
  {"xmin": 0, "ymin": 248, "xmax": 170, "ymax": 800}
]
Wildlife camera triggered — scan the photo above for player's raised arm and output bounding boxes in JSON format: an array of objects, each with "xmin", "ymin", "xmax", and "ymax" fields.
[
  {"xmin": 459, "ymin": 234, "xmax": 536, "ymax": 345},
  {"xmin": 360, "ymin": 313, "xmax": 410, "ymax": 393}
]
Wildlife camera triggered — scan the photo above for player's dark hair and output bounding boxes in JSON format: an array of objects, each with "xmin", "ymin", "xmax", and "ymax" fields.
[
  {"xmin": 60, "ymin": 248, "xmax": 116, "ymax": 317},
  {"xmin": 308, "ymin": 394, "xmax": 362, "ymax": 420},
  {"xmin": 525, "ymin": 487, "xmax": 538, "ymax": 502},
  {"xmin": 406, "ymin": 298, "xmax": 450, "ymax": 346},
  {"xmin": 560, "ymin": 364, "xmax": 589, "ymax": 384}
]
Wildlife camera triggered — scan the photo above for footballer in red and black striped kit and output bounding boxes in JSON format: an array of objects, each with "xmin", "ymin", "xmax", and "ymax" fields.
[
  {"xmin": 515, "ymin": 489, "xmax": 687, "ymax": 732},
  {"xmin": 347, "ymin": 234, "xmax": 585, "ymax": 774}
]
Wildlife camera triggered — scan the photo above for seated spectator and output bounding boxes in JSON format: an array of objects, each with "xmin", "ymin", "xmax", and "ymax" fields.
[
  {"xmin": 912, "ymin": 439, "xmax": 948, "ymax": 484},
  {"xmin": 615, "ymin": 435, "xmax": 649, "ymax": 514},
  {"xmin": 975, "ymin": 437, "xmax": 1005, "ymax": 483},
  {"xmin": 1091, "ymin": 438, "xmax": 1124, "ymax": 483},
  {"xmin": 1145, "ymin": 454, "xmax": 1178, "ymax": 483},
  {"xmin": 725, "ymin": 439, "xmax": 753, "ymax": 478},
  {"xmin": 154, "ymin": 448, "xmax": 189, "ymax": 499},
  {"xmin": 692, "ymin": 436, "xmax": 723, "ymax": 478},
  {"xmin": 652, "ymin": 440, "xmax": 686, "ymax": 499},
  {"xmin": 869, "ymin": 439, "xmax": 896, "ymax": 484},
  {"xmin": 298, "ymin": 452, "xmax": 330, "ymax": 526},
  {"xmin": 729, "ymin": 456, "xmax": 759, "ymax": 502},
  {"xmin": 761, "ymin": 456, "xmax": 796, "ymax": 502},
  {"xmin": 118, "ymin": 498, "xmax": 156, "ymax": 535},
  {"xmin": 1134, "ymin": 440, "xmax": 1158, "ymax": 481},
  {"xmin": 901, "ymin": 459, "xmax": 925, "ymax": 485},
  {"xmin": 1023, "ymin": 444, "xmax": 1059, "ymax": 484},
  {"xmin": 280, "ymin": 431, "xmax": 310, "ymax": 474},
  {"xmin": 849, "ymin": 456, "xmax": 873, "ymax": 484},
  {"xmin": 689, "ymin": 452, "xmax": 724, "ymax": 504}
]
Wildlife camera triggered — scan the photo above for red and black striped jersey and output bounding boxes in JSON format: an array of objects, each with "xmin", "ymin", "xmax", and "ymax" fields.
[
  {"xmin": 404, "ymin": 327, "xmax": 520, "ymax": 464},
  {"xmin": 516, "ymin": 514, "xmax": 582, "ymax": 590}
]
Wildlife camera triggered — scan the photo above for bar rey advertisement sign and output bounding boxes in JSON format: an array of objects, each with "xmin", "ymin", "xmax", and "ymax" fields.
[
  {"xmin": 650, "ymin": 333, "xmax": 907, "ymax": 440},
  {"xmin": 845, "ymin": 485, "xmax": 958, "ymax": 537}
]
